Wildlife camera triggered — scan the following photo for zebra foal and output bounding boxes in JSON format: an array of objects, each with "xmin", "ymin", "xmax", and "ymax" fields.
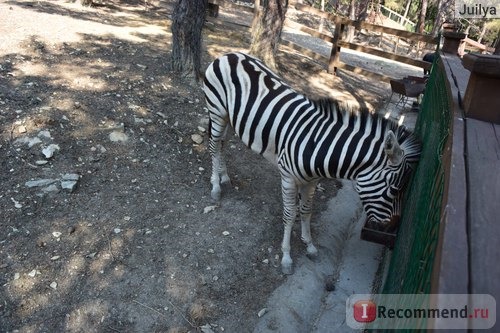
[{"xmin": 203, "ymin": 52, "xmax": 420, "ymax": 274}]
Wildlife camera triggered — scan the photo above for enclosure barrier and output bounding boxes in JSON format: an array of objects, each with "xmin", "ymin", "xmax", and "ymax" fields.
[{"xmin": 363, "ymin": 52, "xmax": 450, "ymax": 331}]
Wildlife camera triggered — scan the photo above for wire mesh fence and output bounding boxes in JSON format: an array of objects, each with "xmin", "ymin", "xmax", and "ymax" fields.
[{"xmin": 375, "ymin": 53, "xmax": 452, "ymax": 330}]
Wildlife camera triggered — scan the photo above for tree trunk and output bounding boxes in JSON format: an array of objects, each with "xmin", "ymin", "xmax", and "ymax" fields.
[
  {"xmin": 171, "ymin": 0, "xmax": 208, "ymax": 80},
  {"xmin": 346, "ymin": 0, "xmax": 356, "ymax": 42},
  {"xmin": 431, "ymin": 0, "xmax": 443, "ymax": 36},
  {"xmin": 494, "ymin": 30, "xmax": 500, "ymax": 55},
  {"xmin": 249, "ymin": 0, "xmax": 288, "ymax": 72},
  {"xmin": 416, "ymin": 0, "xmax": 428, "ymax": 34}
]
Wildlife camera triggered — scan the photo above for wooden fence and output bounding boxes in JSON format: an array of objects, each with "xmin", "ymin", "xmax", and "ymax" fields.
[{"xmin": 206, "ymin": 1, "xmax": 439, "ymax": 82}]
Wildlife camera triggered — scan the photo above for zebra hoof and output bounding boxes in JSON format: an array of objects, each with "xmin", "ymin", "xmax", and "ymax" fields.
[
  {"xmin": 306, "ymin": 251, "xmax": 319, "ymax": 261},
  {"xmin": 306, "ymin": 245, "xmax": 319, "ymax": 260},
  {"xmin": 281, "ymin": 263, "xmax": 293, "ymax": 275},
  {"xmin": 210, "ymin": 188, "xmax": 221, "ymax": 202}
]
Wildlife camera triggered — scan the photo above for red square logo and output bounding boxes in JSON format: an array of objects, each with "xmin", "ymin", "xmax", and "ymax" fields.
[{"xmin": 353, "ymin": 300, "xmax": 377, "ymax": 323}]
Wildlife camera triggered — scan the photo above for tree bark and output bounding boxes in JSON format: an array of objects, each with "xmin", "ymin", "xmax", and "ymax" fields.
[
  {"xmin": 415, "ymin": 0, "xmax": 428, "ymax": 34},
  {"xmin": 494, "ymin": 30, "xmax": 500, "ymax": 55},
  {"xmin": 249, "ymin": 0, "xmax": 288, "ymax": 72},
  {"xmin": 171, "ymin": 0, "xmax": 208, "ymax": 80}
]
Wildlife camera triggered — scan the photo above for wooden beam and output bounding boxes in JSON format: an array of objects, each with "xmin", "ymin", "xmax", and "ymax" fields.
[
  {"xmin": 280, "ymin": 39, "xmax": 329, "ymax": 63},
  {"xmin": 334, "ymin": 61, "xmax": 394, "ymax": 82},
  {"xmin": 295, "ymin": 4, "xmax": 438, "ymax": 45},
  {"xmin": 338, "ymin": 41, "xmax": 432, "ymax": 70}
]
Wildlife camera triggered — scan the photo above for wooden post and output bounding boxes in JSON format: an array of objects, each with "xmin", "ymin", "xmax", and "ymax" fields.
[
  {"xmin": 329, "ymin": 21, "xmax": 344, "ymax": 74},
  {"xmin": 462, "ymin": 53, "xmax": 500, "ymax": 124}
]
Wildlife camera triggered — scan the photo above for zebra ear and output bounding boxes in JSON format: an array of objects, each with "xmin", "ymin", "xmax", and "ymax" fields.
[{"xmin": 384, "ymin": 131, "xmax": 403, "ymax": 165}]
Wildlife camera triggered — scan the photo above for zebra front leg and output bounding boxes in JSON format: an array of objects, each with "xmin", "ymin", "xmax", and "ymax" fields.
[
  {"xmin": 299, "ymin": 181, "xmax": 319, "ymax": 259},
  {"xmin": 280, "ymin": 175, "xmax": 298, "ymax": 275}
]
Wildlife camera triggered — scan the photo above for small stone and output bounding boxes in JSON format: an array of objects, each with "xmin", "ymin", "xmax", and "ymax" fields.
[
  {"xmin": 114, "ymin": 228, "xmax": 122, "ymax": 234},
  {"xmin": 262, "ymin": 259, "xmax": 269, "ymax": 264},
  {"xmin": 50, "ymin": 282, "xmax": 57, "ymax": 290},
  {"xmin": 35, "ymin": 160, "xmax": 48, "ymax": 165},
  {"xmin": 28, "ymin": 269, "xmax": 40, "ymax": 277},
  {"xmin": 14, "ymin": 273, "xmax": 20, "ymax": 280},
  {"xmin": 257, "ymin": 308, "xmax": 268, "ymax": 318},
  {"xmin": 61, "ymin": 180, "xmax": 77, "ymax": 192},
  {"xmin": 42, "ymin": 144, "xmax": 60, "ymax": 159},
  {"xmin": 25, "ymin": 179, "xmax": 58, "ymax": 188},
  {"xmin": 222, "ymin": 231, "xmax": 230, "ymax": 236},
  {"xmin": 191, "ymin": 133, "xmax": 203, "ymax": 144},
  {"xmin": 18, "ymin": 125, "xmax": 27, "ymax": 133},
  {"xmin": 212, "ymin": 275, "xmax": 219, "ymax": 281},
  {"xmin": 10, "ymin": 198, "xmax": 22, "ymax": 209},
  {"xmin": 52, "ymin": 231, "xmax": 62, "ymax": 238},
  {"xmin": 109, "ymin": 131, "xmax": 128, "ymax": 142},
  {"xmin": 207, "ymin": 249, "xmax": 215, "ymax": 254},
  {"xmin": 74, "ymin": 101, "xmax": 81, "ymax": 108},
  {"xmin": 197, "ymin": 126, "xmax": 206, "ymax": 133},
  {"xmin": 61, "ymin": 173, "xmax": 80, "ymax": 181},
  {"xmin": 124, "ymin": 216, "xmax": 131, "ymax": 221},
  {"xmin": 203, "ymin": 205, "xmax": 217, "ymax": 214},
  {"xmin": 200, "ymin": 324, "xmax": 215, "ymax": 333},
  {"xmin": 38, "ymin": 130, "xmax": 52, "ymax": 139},
  {"xmin": 42, "ymin": 184, "xmax": 60, "ymax": 193},
  {"xmin": 51, "ymin": 256, "xmax": 60, "ymax": 261}
]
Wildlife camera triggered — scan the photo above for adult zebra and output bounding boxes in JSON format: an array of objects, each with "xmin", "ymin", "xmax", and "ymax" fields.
[{"xmin": 203, "ymin": 52, "xmax": 421, "ymax": 274}]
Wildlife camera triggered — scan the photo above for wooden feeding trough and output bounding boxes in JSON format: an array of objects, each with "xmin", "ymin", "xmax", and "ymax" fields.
[
  {"xmin": 361, "ymin": 215, "xmax": 400, "ymax": 249},
  {"xmin": 361, "ymin": 170, "xmax": 413, "ymax": 248}
]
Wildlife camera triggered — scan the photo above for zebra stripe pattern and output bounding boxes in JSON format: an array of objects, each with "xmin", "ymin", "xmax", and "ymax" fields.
[{"xmin": 203, "ymin": 52, "xmax": 421, "ymax": 274}]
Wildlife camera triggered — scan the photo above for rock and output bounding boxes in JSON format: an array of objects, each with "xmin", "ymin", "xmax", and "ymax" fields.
[
  {"xmin": 50, "ymin": 282, "xmax": 57, "ymax": 290},
  {"xmin": 38, "ymin": 130, "xmax": 52, "ymax": 139},
  {"xmin": 10, "ymin": 198, "xmax": 22, "ymax": 209},
  {"xmin": 262, "ymin": 259, "xmax": 269, "ymax": 264},
  {"xmin": 257, "ymin": 308, "xmax": 268, "ymax": 318},
  {"xmin": 61, "ymin": 180, "xmax": 77, "ymax": 192},
  {"xmin": 222, "ymin": 231, "xmax": 230, "ymax": 236},
  {"xmin": 114, "ymin": 228, "xmax": 122, "ymax": 234},
  {"xmin": 42, "ymin": 184, "xmax": 59, "ymax": 193},
  {"xmin": 25, "ymin": 179, "xmax": 58, "ymax": 188},
  {"xmin": 203, "ymin": 205, "xmax": 217, "ymax": 214},
  {"xmin": 191, "ymin": 133, "xmax": 203, "ymax": 144},
  {"xmin": 52, "ymin": 231, "xmax": 62, "ymax": 238},
  {"xmin": 42, "ymin": 144, "xmax": 60, "ymax": 159},
  {"xmin": 13, "ymin": 136, "xmax": 42, "ymax": 148},
  {"xmin": 109, "ymin": 131, "xmax": 128, "ymax": 142},
  {"xmin": 18, "ymin": 125, "xmax": 27, "ymax": 133},
  {"xmin": 35, "ymin": 160, "xmax": 49, "ymax": 165},
  {"xmin": 13, "ymin": 273, "xmax": 20, "ymax": 280},
  {"xmin": 197, "ymin": 126, "xmax": 206, "ymax": 133},
  {"xmin": 200, "ymin": 324, "xmax": 215, "ymax": 333},
  {"xmin": 61, "ymin": 173, "xmax": 80, "ymax": 181},
  {"xmin": 28, "ymin": 269, "xmax": 40, "ymax": 277},
  {"xmin": 51, "ymin": 256, "xmax": 60, "ymax": 261}
]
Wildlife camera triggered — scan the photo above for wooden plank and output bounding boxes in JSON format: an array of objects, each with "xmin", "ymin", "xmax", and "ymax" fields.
[
  {"xmin": 208, "ymin": 0, "xmax": 254, "ymax": 13},
  {"xmin": 338, "ymin": 41, "xmax": 432, "ymax": 70},
  {"xmin": 466, "ymin": 119, "xmax": 500, "ymax": 303},
  {"xmin": 463, "ymin": 37, "xmax": 496, "ymax": 53},
  {"xmin": 334, "ymin": 61, "xmax": 393, "ymax": 82},
  {"xmin": 295, "ymin": 4, "xmax": 438, "ymax": 45},
  {"xmin": 280, "ymin": 39, "xmax": 329, "ymax": 63},
  {"xmin": 284, "ymin": 19, "xmax": 335, "ymax": 44},
  {"xmin": 205, "ymin": 17, "xmax": 251, "ymax": 33}
]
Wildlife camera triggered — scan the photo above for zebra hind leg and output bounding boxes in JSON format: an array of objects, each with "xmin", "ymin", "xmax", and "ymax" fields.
[
  {"xmin": 209, "ymin": 116, "xmax": 229, "ymax": 201},
  {"xmin": 280, "ymin": 175, "xmax": 298, "ymax": 275},
  {"xmin": 299, "ymin": 181, "xmax": 319, "ymax": 260}
]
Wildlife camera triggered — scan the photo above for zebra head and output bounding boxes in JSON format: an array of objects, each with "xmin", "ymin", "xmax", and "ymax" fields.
[{"xmin": 356, "ymin": 127, "xmax": 421, "ymax": 227}]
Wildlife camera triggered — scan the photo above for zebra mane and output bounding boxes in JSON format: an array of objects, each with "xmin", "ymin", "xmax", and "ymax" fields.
[{"xmin": 312, "ymin": 98, "xmax": 421, "ymax": 161}]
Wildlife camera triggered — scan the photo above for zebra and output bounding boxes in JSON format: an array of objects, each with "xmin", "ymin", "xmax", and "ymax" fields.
[{"xmin": 203, "ymin": 52, "xmax": 421, "ymax": 274}]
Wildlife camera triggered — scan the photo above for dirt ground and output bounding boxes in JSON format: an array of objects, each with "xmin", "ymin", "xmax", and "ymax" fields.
[{"xmin": 0, "ymin": 1, "xmax": 387, "ymax": 332}]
